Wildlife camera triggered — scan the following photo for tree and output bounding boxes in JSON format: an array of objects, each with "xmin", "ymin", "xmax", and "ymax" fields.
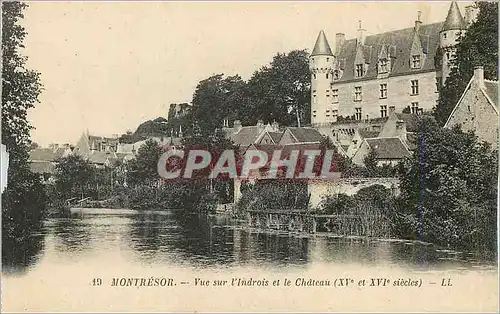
[
  {"xmin": 54, "ymin": 155, "xmax": 94, "ymax": 200},
  {"xmin": 397, "ymin": 115, "xmax": 497, "ymax": 251},
  {"xmin": 434, "ymin": 2, "xmax": 498, "ymax": 126},
  {"xmin": 190, "ymin": 74, "xmax": 247, "ymax": 136},
  {"xmin": 246, "ymin": 50, "xmax": 311, "ymax": 126},
  {"xmin": 2, "ymin": 2, "xmax": 46, "ymax": 246},
  {"xmin": 126, "ymin": 139, "xmax": 165, "ymax": 186}
]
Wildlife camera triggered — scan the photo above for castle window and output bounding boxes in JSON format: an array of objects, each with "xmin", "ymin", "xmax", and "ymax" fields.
[
  {"xmin": 355, "ymin": 64, "xmax": 364, "ymax": 77},
  {"xmin": 333, "ymin": 70, "xmax": 340, "ymax": 80},
  {"xmin": 313, "ymin": 74, "xmax": 317, "ymax": 79},
  {"xmin": 411, "ymin": 102, "xmax": 419, "ymax": 114},
  {"xmin": 354, "ymin": 86, "xmax": 362, "ymax": 102},
  {"xmin": 313, "ymin": 95, "xmax": 317, "ymax": 104},
  {"xmin": 379, "ymin": 58, "xmax": 388, "ymax": 73},
  {"xmin": 326, "ymin": 73, "xmax": 329, "ymax": 79},
  {"xmin": 411, "ymin": 55, "xmax": 421, "ymax": 69},
  {"xmin": 380, "ymin": 105, "xmax": 388, "ymax": 118},
  {"xmin": 443, "ymin": 33, "xmax": 447, "ymax": 39},
  {"xmin": 332, "ymin": 89, "xmax": 339, "ymax": 103},
  {"xmin": 410, "ymin": 80, "xmax": 419, "ymax": 95},
  {"xmin": 355, "ymin": 107, "xmax": 362, "ymax": 120},
  {"xmin": 333, "ymin": 110, "xmax": 338, "ymax": 116},
  {"xmin": 327, "ymin": 57, "xmax": 329, "ymax": 62},
  {"xmin": 379, "ymin": 84, "xmax": 387, "ymax": 99}
]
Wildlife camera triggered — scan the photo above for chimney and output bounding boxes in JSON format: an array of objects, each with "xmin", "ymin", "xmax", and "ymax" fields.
[
  {"xmin": 357, "ymin": 20, "xmax": 366, "ymax": 46},
  {"xmin": 396, "ymin": 120, "xmax": 407, "ymax": 142},
  {"xmin": 414, "ymin": 10, "xmax": 422, "ymax": 33},
  {"xmin": 233, "ymin": 120, "xmax": 242, "ymax": 132},
  {"xmin": 335, "ymin": 33, "xmax": 345, "ymax": 54},
  {"xmin": 256, "ymin": 119, "xmax": 264, "ymax": 131},
  {"xmin": 474, "ymin": 66, "xmax": 486, "ymax": 90},
  {"xmin": 271, "ymin": 120, "xmax": 279, "ymax": 132}
]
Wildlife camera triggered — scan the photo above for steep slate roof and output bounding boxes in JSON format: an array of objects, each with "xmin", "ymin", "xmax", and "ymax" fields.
[
  {"xmin": 88, "ymin": 151, "xmax": 116, "ymax": 165},
  {"xmin": 358, "ymin": 129, "xmax": 379, "ymax": 139},
  {"xmin": 30, "ymin": 161, "xmax": 55, "ymax": 174},
  {"xmin": 231, "ymin": 126, "xmax": 263, "ymax": 146},
  {"xmin": 442, "ymin": 1, "xmax": 466, "ymax": 31},
  {"xmin": 484, "ymin": 80, "xmax": 499, "ymax": 108},
  {"xmin": 29, "ymin": 148, "xmax": 56, "ymax": 162},
  {"xmin": 335, "ymin": 22, "xmax": 444, "ymax": 83},
  {"xmin": 287, "ymin": 127, "xmax": 324, "ymax": 143},
  {"xmin": 365, "ymin": 137, "xmax": 410, "ymax": 160},
  {"xmin": 311, "ymin": 30, "xmax": 334, "ymax": 56},
  {"xmin": 268, "ymin": 132, "xmax": 283, "ymax": 144}
]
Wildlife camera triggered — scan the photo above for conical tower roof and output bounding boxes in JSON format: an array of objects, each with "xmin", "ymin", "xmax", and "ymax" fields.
[
  {"xmin": 311, "ymin": 30, "xmax": 333, "ymax": 56},
  {"xmin": 442, "ymin": 1, "xmax": 466, "ymax": 31}
]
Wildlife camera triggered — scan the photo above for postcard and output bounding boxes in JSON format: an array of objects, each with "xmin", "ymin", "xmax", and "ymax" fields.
[{"xmin": 1, "ymin": 1, "xmax": 498, "ymax": 312}]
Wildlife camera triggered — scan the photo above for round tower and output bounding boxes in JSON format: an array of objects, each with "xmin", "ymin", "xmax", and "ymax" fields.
[
  {"xmin": 439, "ymin": 1, "xmax": 467, "ymax": 85},
  {"xmin": 310, "ymin": 30, "xmax": 335, "ymax": 125}
]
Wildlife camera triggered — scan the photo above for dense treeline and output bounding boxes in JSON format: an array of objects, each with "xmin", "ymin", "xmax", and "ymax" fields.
[{"xmin": 434, "ymin": 1, "xmax": 498, "ymax": 126}]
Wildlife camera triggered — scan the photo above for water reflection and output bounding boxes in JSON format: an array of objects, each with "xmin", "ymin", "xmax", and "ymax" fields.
[
  {"xmin": 2, "ymin": 212, "xmax": 497, "ymax": 276},
  {"xmin": 50, "ymin": 217, "xmax": 94, "ymax": 257},
  {"xmin": 2, "ymin": 225, "xmax": 45, "ymax": 275}
]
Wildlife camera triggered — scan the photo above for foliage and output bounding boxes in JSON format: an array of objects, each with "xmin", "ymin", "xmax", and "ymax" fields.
[
  {"xmin": 317, "ymin": 185, "xmax": 396, "ymax": 237},
  {"xmin": 434, "ymin": 2, "xmax": 498, "ymax": 126},
  {"xmin": 397, "ymin": 115, "xmax": 497, "ymax": 251},
  {"xmin": 53, "ymin": 155, "xmax": 94, "ymax": 200},
  {"xmin": 190, "ymin": 74, "xmax": 247, "ymax": 137},
  {"xmin": 236, "ymin": 180, "xmax": 309, "ymax": 214},
  {"xmin": 245, "ymin": 50, "xmax": 311, "ymax": 127},
  {"xmin": 126, "ymin": 139, "xmax": 165, "ymax": 186},
  {"xmin": 2, "ymin": 2, "xmax": 47, "ymax": 247}
]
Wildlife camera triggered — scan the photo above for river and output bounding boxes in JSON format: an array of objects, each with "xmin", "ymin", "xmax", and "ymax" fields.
[{"xmin": 2, "ymin": 212, "xmax": 498, "ymax": 312}]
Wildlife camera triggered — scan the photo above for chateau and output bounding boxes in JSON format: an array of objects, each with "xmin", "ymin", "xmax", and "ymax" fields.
[{"xmin": 310, "ymin": 1, "xmax": 478, "ymax": 125}]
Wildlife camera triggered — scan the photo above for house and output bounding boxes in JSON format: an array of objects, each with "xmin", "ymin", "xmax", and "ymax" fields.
[
  {"xmin": 256, "ymin": 130, "xmax": 283, "ymax": 145},
  {"xmin": 352, "ymin": 137, "xmax": 411, "ymax": 166},
  {"xmin": 310, "ymin": 1, "xmax": 478, "ymax": 124},
  {"xmin": 444, "ymin": 66, "xmax": 498, "ymax": 149},
  {"xmin": 345, "ymin": 128, "xmax": 380, "ymax": 158},
  {"xmin": 278, "ymin": 127, "xmax": 324, "ymax": 145},
  {"xmin": 28, "ymin": 145, "xmax": 72, "ymax": 181},
  {"xmin": 222, "ymin": 120, "xmax": 280, "ymax": 148},
  {"xmin": 73, "ymin": 131, "xmax": 120, "ymax": 158}
]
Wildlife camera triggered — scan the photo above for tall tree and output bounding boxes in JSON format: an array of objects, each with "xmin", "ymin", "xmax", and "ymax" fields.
[
  {"xmin": 190, "ymin": 74, "xmax": 247, "ymax": 136},
  {"xmin": 397, "ymin": 115, "xmax": 497, "ymax": 251},
  {"xmin": 54, "ymin": 155, "xmax": 94, "ymax": 200},
  {"xmin": 2, "ymin": 2, "xmax": 47, "ymax": 240},
  {"xmin": 434, "ymin": 2, "xmax": 498, "ymax": 126},
  {"xmin": 127, "ymin": 139, "xmax": 165, "ymax": 186},
  {"xmin": 246, "ymin": 49, "xmax": 311, "ymax": 126}
]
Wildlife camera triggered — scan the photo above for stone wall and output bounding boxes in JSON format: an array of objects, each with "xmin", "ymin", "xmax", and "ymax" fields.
[{"xmin": 308, "ymin": 177, "xmax": 400, "ymax": 208}]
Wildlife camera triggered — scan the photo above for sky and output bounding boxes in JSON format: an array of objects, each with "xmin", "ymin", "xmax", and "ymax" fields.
[{"xmin": 22, "ymin": 1, "xmax": 472, "ymax": 146}]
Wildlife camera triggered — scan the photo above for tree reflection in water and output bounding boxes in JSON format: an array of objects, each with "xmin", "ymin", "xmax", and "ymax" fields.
[
  {"xmin": 2, "ymin": 224, "xmax": 45, "ymax": 275},
  {"xmin": 51, "ymin": 216, "xmax": 93, "ymax": 256}
]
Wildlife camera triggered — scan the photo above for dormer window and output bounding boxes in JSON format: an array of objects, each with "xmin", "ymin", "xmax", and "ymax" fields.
[
  {"xmin": 379, "ymin": 58, "xmax": 388, "ymax": 73},
  {"xmin": 411, "ymin": 55, "xmax": 421, "ymax": 69},
  {"xmin": 355, "ymin": 64, "xmax": 364, "ymax": 77}
]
